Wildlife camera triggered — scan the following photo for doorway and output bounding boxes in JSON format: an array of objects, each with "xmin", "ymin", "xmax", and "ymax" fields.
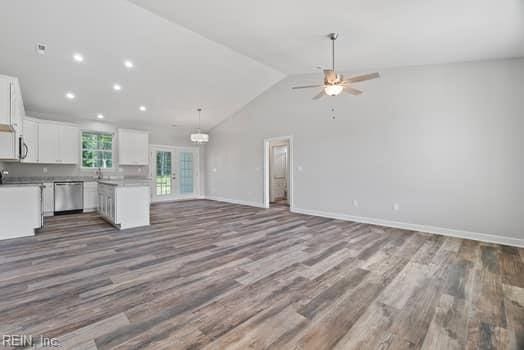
[
  {"xmin": 150, "ymin": 145, "xmax": 200, "ymax": 202},
  {"xmin": 264, "ymin": 136, "xmax": 293, "ymax": 209}
]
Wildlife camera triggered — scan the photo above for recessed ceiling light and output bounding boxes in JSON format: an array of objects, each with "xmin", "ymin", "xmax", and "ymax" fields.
[
  {"xmin": 65, "ymin": 92, "xmax": 75, "ymax": 99},
  {"xmin": 97, "ymin": 114, "xmax": 104, "ymax": 119},
  {"xmin": 73, "ymin": 53, "xmax": 84, "ymax": 62},
  {"xmin": 124, "ymin": 60, "xmax": 134, "ymax": 69},
  {"xmin": 113, "ymin": 84, "xmax": 122, "ymax": 91},
  {"xmin": 139, "ymin": 105, "xmax": 147, "ymax": 112}
]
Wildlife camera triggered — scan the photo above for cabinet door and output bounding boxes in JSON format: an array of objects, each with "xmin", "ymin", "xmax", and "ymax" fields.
[
  {"xmin": 118, "ymin": 129, "xmax": 149, "ymax": 165},
  {"xmin": 42, "ymin": 183, "xmax": 54, "ymax": 214},
  {"xmin": 38, "ymin": 123, "xmax": 59, "ymax": 163},
  {"xmin": 22, "ymin": 119, "xmax": 38, "ymax": 163},
  {"xmin": 83, "ymin": 182, "xmax": 98, "ymax": 210},
  {"xmin": 0, "ymin": 77, "xmax": 12, "ymax": 126},
  {"xmin": 59, "ymin": 125, "xmax": 80, "ymax": 164}
]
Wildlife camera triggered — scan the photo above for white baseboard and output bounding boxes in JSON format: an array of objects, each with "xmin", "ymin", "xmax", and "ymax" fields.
[
  {"xmin": 291, "ymin": 207, "xmax": 524, "ymax": 248},
  {"xmin": 205, "ymin": 196, "xmax": 266, "ymax": 209},
  {"xmin": 151, "ymin": 195, "xmax": 206, "ymax": 204}
]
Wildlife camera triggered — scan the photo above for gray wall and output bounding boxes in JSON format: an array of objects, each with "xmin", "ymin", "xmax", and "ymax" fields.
[{"xmin": 206, "ymin": 58, "xmax": 524, "ymax": 241}]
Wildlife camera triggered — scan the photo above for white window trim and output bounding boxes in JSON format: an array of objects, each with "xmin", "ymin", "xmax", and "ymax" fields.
[{"xmin": 80, "ymin": 130, "xmax": 115, "ymax": 170}]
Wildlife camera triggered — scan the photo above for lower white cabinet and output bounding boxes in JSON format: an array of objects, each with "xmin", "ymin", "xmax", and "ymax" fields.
[
  {"xmin": 42, "ymin": 182, "xmax": 54, "ymax": 216},
  {"xmin": 83, "ymin": 181, "xmax": 98, "ymax": 211},
  {"xmin": 97, "ymin": 183, "xmax": 150, "ymax": 229},
  {"xmin": 97, "ymin": 183, "xmax": 116, "ymax": 223}
]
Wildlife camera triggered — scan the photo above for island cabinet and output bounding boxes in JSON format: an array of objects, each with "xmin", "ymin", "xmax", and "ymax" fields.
[{"xmin": 97, "ymin": 181, "xmax": 150, "ymax": 230}]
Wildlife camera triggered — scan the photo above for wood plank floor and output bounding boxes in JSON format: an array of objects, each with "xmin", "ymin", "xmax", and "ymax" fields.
[{"xmin": 0, "ymin": 200, "xmax": 523, "ymax": 350}]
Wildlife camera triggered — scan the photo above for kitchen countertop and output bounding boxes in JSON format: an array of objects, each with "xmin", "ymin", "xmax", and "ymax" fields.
[
  {"xmin": 3, "ymin": 176, "xmax": 152, "ymax": 186},
  {"xmin": 0, "ymin": 183, "xmax": 44, "ymax": 188},
  {"xmin": 97, "ymin": 179, "xmax": 153, "ymax": 187}
]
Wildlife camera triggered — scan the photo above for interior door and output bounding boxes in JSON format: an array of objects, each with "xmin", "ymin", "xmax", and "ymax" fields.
[
  {"xmin": 270, "ymin": 144, "xmax": 288, "ymax": 202},
  {"xmin": 151, "ymin": 146, "xmax": 176, "ymax": 201}
]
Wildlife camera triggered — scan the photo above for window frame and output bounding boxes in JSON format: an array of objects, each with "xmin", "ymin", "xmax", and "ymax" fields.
[{"xmin": 80, "ymin": 131, "xmax": 115, "ymax": 170}]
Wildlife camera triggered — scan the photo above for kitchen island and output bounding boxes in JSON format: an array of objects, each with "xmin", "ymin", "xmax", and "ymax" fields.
[
  {"xmin": 97, "ymin": 179, "xmax": 151, "ymax": 230},
  {"xmin": 0, "ymin": 183, "xmax": 42, "ymax": 240}
]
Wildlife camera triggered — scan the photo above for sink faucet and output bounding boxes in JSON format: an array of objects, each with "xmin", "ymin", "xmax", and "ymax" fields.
[
  {"xmin": 0, "ymin": 169, "xmax": 8, "ymax": 184},
  {"xmin": 96, "ymin": 167, "xmax": 103, "ymax": 180}
]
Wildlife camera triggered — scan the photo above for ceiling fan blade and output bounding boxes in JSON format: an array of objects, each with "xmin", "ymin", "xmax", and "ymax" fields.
[
  {"xmin": 323, "ymin": 69, "xmax": 337, "ymax": 83},
  {"xmin": 344, "ymin": 87, "xmax": 363, "ymax": 96},
  {"xmin": 292, "ymin": 84, "xmax": 323, "ymax": 90},
  {"xmin": 345, "ymin": 72, "xmax": 380, "ymax": 83},
  {"xmin": 312, "ymin": 90, "xmax": 325, "ymax": 100}
]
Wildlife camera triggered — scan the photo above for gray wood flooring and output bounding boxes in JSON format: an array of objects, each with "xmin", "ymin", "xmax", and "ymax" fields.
[{"xmin": 0, "ymin": 199, "xmax": 523, "ymax": 349}]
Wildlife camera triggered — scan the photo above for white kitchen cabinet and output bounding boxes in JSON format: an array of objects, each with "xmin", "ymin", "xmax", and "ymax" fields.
[
  {"xmin": 38, "ymin": 123, "xmax": 59, "ymax": 163},
  {"xmin": 59, "ymin": 125, "xmax": 80, "ymax": 163},
  {"xmin": 38, "ymin": 121, "xmax": 79, "ymax": 164},
  {"xmin": 0, "ymin": 75, "xmax": 18, "ymax": 130},
  {"xmin": 42, "ymin": 182, "xmax": 54, "ymax": 216},
  {"xmin": 118, "ymin": 129, "xmax": 149, "ymax": 165},
  {"xmin": 0, "ymin": 74, "xmax": 25, "ymax": 160},
  {"xmin": 83, "ymin": 181, "xmax": 98, "ymax": 211},
  {"xmin": 22, "ymin": 119, "xmax": 38, "ymax": 163},
  {"xmin": 97, "ymin": 182, "xmax": 150, "ymax": 229},
  {"xmin": 0, "ymin": 185, "xmax": 41, "ymax": 240}
]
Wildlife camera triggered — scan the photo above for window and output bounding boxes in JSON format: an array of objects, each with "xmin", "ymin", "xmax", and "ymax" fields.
[{"xmin": 81, "ymin": 132, "xmax": 113, "ymax": 168}]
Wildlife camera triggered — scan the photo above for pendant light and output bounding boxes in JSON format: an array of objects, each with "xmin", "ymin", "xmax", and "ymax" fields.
[{"xmin": 190, "ymin": 108, "xmax": 209, "ymax": 144}]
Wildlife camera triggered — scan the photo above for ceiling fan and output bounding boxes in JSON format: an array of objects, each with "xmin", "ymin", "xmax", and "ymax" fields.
[{"xmin": 292, "ymin": 33, "xmax": 380, "ymax": 99}]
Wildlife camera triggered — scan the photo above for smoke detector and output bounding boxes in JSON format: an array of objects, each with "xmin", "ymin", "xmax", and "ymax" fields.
[{"xmin": 35, "ymin": 43, "xmax": 47, "ymax": 55}]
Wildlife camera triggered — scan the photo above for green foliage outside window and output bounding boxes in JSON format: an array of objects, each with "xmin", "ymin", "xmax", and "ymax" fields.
[{"xmin": 82, "ymin": 132, "xmax": 113, "ymax": 168}]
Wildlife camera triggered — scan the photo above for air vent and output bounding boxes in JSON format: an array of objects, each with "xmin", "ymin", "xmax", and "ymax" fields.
[{"xmin": 35, "ymin": 43, "xmax": 47, "ymax": 55}]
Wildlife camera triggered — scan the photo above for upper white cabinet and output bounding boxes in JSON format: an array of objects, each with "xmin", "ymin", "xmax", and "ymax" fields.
[
  {"xmin": 38, "ymin": 121, "xmax": 79, "ymax": 164},
  {"xmin": 22, "ymin": 119, "xmax": 38, "ymax": 163},
  {"xmin": 0, "ymin": 74, "xmax": 25, "ymax": 160},
  {"xmin": 0, "ymin": 75, "xmax": 24, "ymax": 132},
  {"xmin": 59, "ymin": 124, "xmax": 80, "ymax": 163},
  {"xmin": 118, "ymin": 129, "xmax": 149, "ymax": 165}
]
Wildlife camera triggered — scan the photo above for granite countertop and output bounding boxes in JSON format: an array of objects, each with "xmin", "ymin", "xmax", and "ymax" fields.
[
  {"xmin": 97, "ymin": 179, "xmax": 153, "ymax": 187},
  {"xmin": 0, "ymin": 183, "xmax": 44, "ymax": 188},
  {"xmin": 3, "ymin": 176, "xmax": 152, "ymax": 187},
  {"xmin": 3, "ymin": 176, "xmax": 98, "ymax": 184}
]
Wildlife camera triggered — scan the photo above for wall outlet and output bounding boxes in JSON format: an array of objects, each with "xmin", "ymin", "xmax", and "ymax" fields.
[
  {"xmin": 297, "ymin": 165, "xmax": 303, "ymax": 172},
  {"xmin": 42, "ymin": 167, "xmax": 48, "ymax": 173},
  {"xmin": 212, "ymin": 168, "xmax": 217, "ymax": 173},
  {"xmin": 353, "ymin": 199, "xmax": 359, "ymax": 207},
  {"xmin": 393, "ymin": 203, "xmax": 400, "ymax": 211},
  {"xmin": 118, "ymin": 167, "xmax": 123, "ymax": 173}
]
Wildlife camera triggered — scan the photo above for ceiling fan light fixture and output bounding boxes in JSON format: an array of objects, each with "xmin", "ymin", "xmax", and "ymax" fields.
[{"xmin": 324, "ymin": 84, "xmax": 343, "ymax": 96}]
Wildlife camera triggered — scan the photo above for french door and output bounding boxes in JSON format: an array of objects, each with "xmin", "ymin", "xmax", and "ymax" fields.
[{"xmin": 150, "ymin": 146, "xmax": 199, "ymax": 202}]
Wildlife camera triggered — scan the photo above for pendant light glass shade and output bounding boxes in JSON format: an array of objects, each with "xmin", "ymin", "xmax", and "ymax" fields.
[{"xmin": 190, "ymin": 108, "xmax": 209, "ymax": 144}]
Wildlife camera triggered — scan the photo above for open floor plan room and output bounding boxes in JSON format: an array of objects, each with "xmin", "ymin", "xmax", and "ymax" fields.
[
  {"xmin": 0, "ymin": 0, "xmax": 523, "ymax": 349},
  {"xmin": 1, "ymin": 200, "xmax": 523, "ymax": 349}
]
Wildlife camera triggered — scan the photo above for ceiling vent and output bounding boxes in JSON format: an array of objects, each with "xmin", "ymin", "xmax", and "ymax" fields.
[{"xmin": 35, "ymin": 43, "xmax": 47, "ymax": 55}]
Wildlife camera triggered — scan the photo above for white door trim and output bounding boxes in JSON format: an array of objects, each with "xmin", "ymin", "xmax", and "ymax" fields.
[{"xmin": 264, "ymin": 135, "xmax": 293, "ymax": 209}]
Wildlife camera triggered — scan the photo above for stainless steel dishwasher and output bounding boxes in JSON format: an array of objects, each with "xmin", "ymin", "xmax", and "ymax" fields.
[{"xmin": 54, "ymin": 182, "xmax": 84, "ymax": 214}]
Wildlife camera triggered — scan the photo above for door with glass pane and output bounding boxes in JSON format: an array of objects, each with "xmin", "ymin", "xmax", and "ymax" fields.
[
  {"xmin": 151, "ymin": 146, "xmax": 176, "ymax": 201},
  {"xmin": 177, "ymin": 148, "xmax": 199, "ymax": 198},
  {"xmin": 150, "ymin": 146, "xmax": 199, "ymax": 201}
]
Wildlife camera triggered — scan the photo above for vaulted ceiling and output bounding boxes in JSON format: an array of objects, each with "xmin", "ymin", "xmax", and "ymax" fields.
[
  {"xmin": 0, "ymin": 0, "xmax": 283, "ymax": 130},
  {"xmin": 130, "ymin": 0, "xmax": 524, "ymax": 74},
  {"xmin": 0, "ymin": 0, "xmax": 522, "ymax": 129}
]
